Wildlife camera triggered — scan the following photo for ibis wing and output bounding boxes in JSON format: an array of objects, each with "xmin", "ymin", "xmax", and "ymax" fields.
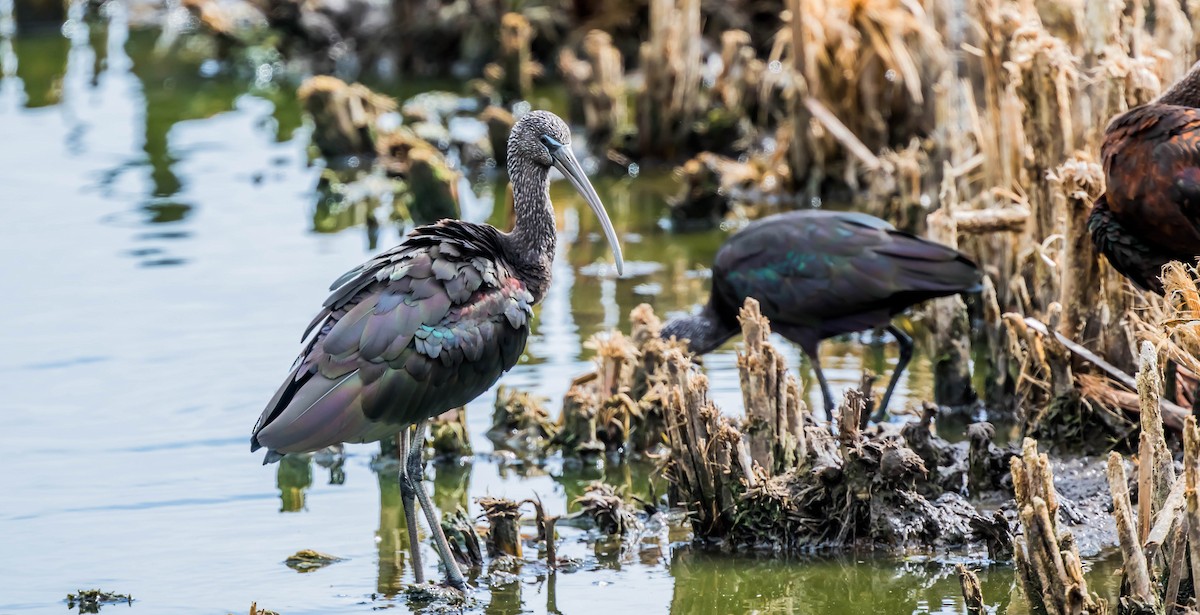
[
  {"xmin": 712, "ymin": 211, "xmax": 980, "ymax": 337},
  {"xmin": 1103, "ymin": 104, "xmax": 1200, "ymax": 255},
  {"xmin": 252, "ymin": 221, "xmax": 533, "ymax": 456}
]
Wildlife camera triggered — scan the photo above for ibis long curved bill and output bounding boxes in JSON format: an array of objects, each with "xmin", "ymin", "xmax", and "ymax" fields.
[{"xmin": 551, "ymin": 146, "xmax": 625, "ymax": 276}]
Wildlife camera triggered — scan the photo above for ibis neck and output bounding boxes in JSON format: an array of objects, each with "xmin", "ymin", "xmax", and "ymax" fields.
[
  {"xmin": 661, "ymin": 305, "xmax": 738, "ymax": 355},
  {"xmin": 1156, "ymin": 61, "xmax": 1200, "ymax": 107},
  {"xmin": 504, "ymin": 157, "xmax": 556, "ymax": 302}
]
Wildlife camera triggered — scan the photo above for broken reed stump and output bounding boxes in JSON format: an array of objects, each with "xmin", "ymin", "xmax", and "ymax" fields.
[
  {"xmin": 441, "ymin": 507, "xmax": 484, "ymax": 570},
  {"xmin": 736, "ymin": 298, "xmax": 806, "ymax": 474},
  {"xmin": 486, "ymin": 13, "xmax": 539, "ymax": 103},
  {"xmin": 558, "ymin": 30, "xmax": 627, "ymax": 156},
  {"xmin": 403, "ymin": 147, "xmax": 460, "ymax": 224},
  {"xmin": 298, "ymin": 76, "xmax": 396, "ymax": 162},
  {"xmin": 661, "ymin": 346, "xmax": 749, "ymax": 540},
  {"xmin": 427, "ymin": 407, "xmax": 471, "ymax": 460},
  {"xmin": 545, "ymin": 515, "xmax": 559, "ymax": 569},
  {"xmin": 574, "ymin": 483, "xmax": 642, "ymax": 537},
  {"xmin": 1186, "ymin": 418, "xmax": 1200, "ymax": 611},
  {"xmin": 489, "ymin": 385, "xmax": 558, "ymax": 453},
  {"xmin": 478, "ymin": 497, "xmax": 523, "ymax": 558},
  {"xmin": 1137, "ymin": 342, "xmax": 1175, "ymax": 527},
  {"xmin": 1108, "ymin": 452, "xmax": 1156, "ymax": 612},
  {"xmin": 1100, "ymin": 343, "xmax": 1200, "ymax": 614},
  {"xmin": 556, "ymin": 304, "xmax": 681, "ymax": 458},
  {"xmin": 926, "ymin": 208, "xmax": 978, "ymax": 409},
  {"xmin": 957, "ymin": 565, "xmax": 984, "ymax": 614},
  {"xmin": 1011, "ymin": 438, "xmax": 1105, "ymax": 615}
]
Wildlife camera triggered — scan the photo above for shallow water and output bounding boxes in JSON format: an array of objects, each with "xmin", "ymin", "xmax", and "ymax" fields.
[{"xmin": 0, "ymin": 7, "xmax": 1113, "ymax": 614}]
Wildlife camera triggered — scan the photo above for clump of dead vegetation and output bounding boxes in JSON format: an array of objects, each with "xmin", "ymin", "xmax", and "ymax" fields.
[
  {"xmin": 66, "ymin": 589, "xmax": 133, "ymax": 613},
  {"xmin": 554, "ymin": 304, "xmax": 682, "ymax": 459},
  {"xmin": 536, "ymin": 301, "xmax": 1012, "ymax": 552}
]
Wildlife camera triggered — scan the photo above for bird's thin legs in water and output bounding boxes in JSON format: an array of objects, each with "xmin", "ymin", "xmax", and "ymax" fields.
[
  {"xmin": 871, "ymin": 324, "xmax": 913, "ymax": 423},
  {"xmin": 802, "ymin": 347, "xmax": 835, "ymax": 424},
  {"xmin": 398, "ymin": 430, "xmax": 425, "ymax": 585},
  {"xmin": 408, "ymin": 420, "xmax": 467, "ymax": 590}
]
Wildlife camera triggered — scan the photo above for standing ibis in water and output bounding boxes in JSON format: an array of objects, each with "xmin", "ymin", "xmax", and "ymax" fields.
[
  {"xmin": 250, "ymin": 111, "xmax": 624, "ymax": 589},
  {"xmin": 1091, "ymin": 62, "xmax": 1200, "ymax": 293},
  {"xmin": 662, "ymin": 210, "xmax": 982, "ymax": 421}
]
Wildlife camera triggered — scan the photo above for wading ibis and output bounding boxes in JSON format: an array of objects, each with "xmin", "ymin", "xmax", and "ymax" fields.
[
  {"xmin": 661, "ymin": 210, "xmax": 982, "ymax": 421},
  {"xmin": 1091, "ymin": 63, "xmax": 1200, "ymax": 293},
  {"xmin": 251, "ymin": 110, "xmax": 624, "ymax": 589}
]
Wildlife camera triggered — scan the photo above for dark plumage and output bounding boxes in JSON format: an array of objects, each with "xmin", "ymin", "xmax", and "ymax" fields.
[
  {"xmin": 251, "ymin": 110, "xmax": 623, "ymax": 589},
  {"xmin": 662, "ymin": 210, "xmax": 982, "ymax": 421},
  {"xmin": 1091, "ymin": 63, "xmax": 1200, "ymax": 293},
  {"xmin": 251, "ymin": 223, "xmax": 535, "ymax": 455}
]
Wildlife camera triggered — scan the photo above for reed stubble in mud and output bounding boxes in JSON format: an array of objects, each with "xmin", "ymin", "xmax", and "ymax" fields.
[
  {"xmin": 1010, "ymin": 438, "xmax": 1105, "ymax": 615},
  {"xmin": 645, "ymin": 300, "xmax": 994, "ymax": 550}
]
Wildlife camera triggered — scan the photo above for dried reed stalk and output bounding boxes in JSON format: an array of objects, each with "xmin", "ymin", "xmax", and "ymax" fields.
[
  {"xmin": 1108, "ymin": 452, "xmax": 1156, "ymax": 610},
  {"xmin": 1138, "ymin": 342, "xmax": 1175, "ymax": 515},
  {"xmin": 636, "ymin": 0, "xmax": 703, "ymax": 159},
  {"xmin": 736, "ymin": 298, "xmax": 806, "ymax": 473},
  {"xmin": 478, "ymin": 497, "xmax": 523, "ymax": 558},
  {"xmin": 559, "ymin": 30, "xmax": 626, "ymax": 153},
  {"xmin": 1011, "ymin": 438, "xmax": 1104, "ymax": 614},
  {"xmin": 957, "ymin": 564, "xmax": 984, "ymax": 614},
  {"xmin": 662, "ymin": 348, "xmax": 750, "ymax": 539},
  {"xmin": 489, "ymin": 13, "xmax": 538, "ymax": 102},
  {"xmin": 1185, "ymin": 417, "xmax": 1200, "ymax": 604}
]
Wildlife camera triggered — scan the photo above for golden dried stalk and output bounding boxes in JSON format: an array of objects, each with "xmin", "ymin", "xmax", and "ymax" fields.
[
  {"xmin": 1108, "ymin": 452, "xmax": 1156, "ymax": 609},
  {"xmin": 953, "ymin": 206, "xmax": 1030, "ymax": 233},
  {"xmin": 1137, "ymin": 342, "xmax": 1175, "ymax": 528},
  {"xmin": 662, "ymin": 348, "xmax": 746, "ymax": 538},
  {"xmin": 1185, "ymin": 417, "xmax": 1200, "ymax": 601},
  {"xmin": 1011, "ymin": 439, "xmax": 1104, "ymax": 614}
]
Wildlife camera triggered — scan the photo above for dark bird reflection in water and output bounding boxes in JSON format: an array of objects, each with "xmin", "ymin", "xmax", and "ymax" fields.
[{"xmin": 374, "ymin": 465, "xmax": 413, "ymax": 596}]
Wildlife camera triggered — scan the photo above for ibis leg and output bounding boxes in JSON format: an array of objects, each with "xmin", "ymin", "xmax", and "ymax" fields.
[
  {"xmin": 408, "ymin": 420, "xmax": 467, "ymax": 590},
  {"xmin": 398, "ymin": 430, "xmax": 425, "ymax": 585},
  {"xmin": 871, "ymin": 324, "xmax": 913, "ymax": 423},
  {"xmin": 800, "ymin": 345, "xmax": 835, "ymax": 423}
]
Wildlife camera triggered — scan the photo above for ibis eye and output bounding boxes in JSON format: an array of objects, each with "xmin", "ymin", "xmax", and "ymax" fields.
[{"xmin": 540, "ymin": 135, "xmax": 563, "ymax": 153}]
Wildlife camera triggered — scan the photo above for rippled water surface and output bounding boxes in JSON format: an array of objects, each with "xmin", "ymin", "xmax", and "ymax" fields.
[{"xmin": 0, "ymin": 6, "xmax": 1118, "ymax": 614}]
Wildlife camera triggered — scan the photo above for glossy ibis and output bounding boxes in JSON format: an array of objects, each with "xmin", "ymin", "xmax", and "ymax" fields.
[
  {"xmin": 250, "ymin": 110, "xmax": 624, "ymax": 589},
  {"xmin": 1091, "ymin": 64, "xmax": 1200, "ymax": 293},
  {"xmin": 662, "ymin": 210, "xmax": 982, "ymax": 421}
]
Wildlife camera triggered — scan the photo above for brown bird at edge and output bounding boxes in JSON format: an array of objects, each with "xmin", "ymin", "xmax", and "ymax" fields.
[
  {"xmin": 1091, "ymin": 62, "xmax": 1200, "ymax": 409},
  {"xmin": 250, "ymin": 111, "xmax": 624, "ymax": 589},
  {"xmin": 1091, "ymin": 61, "xmax": 1200, "ymax": 294}
]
